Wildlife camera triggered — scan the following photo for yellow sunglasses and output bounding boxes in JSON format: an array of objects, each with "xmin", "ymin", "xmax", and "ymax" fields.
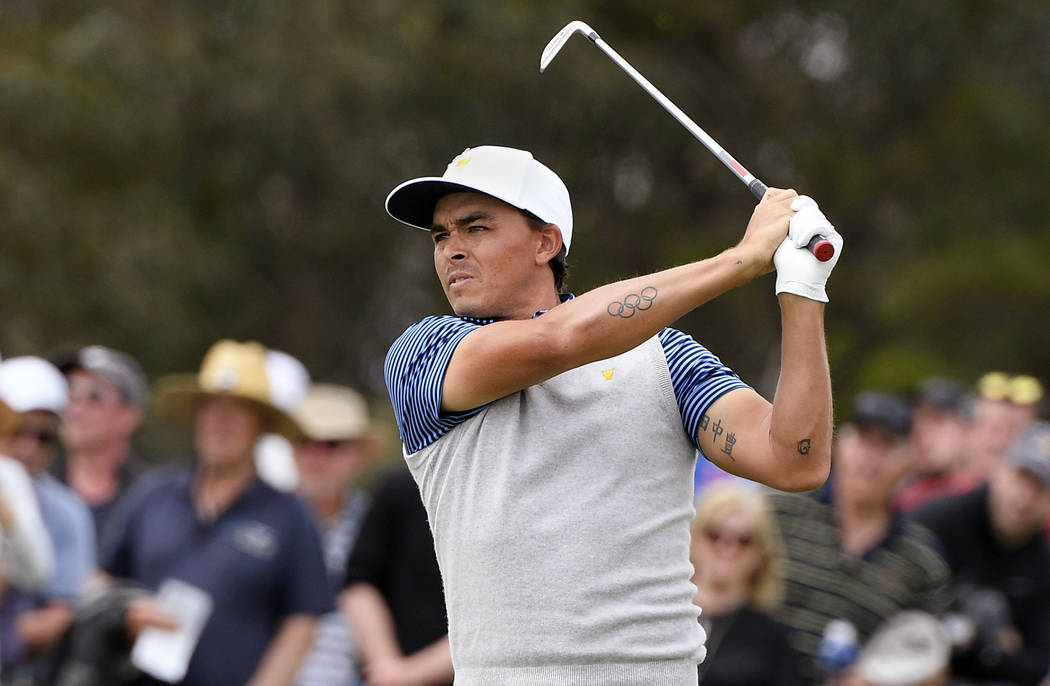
[{"xmin": 977, "ymin": 372, "xmax": 1044, "ymax": 405}]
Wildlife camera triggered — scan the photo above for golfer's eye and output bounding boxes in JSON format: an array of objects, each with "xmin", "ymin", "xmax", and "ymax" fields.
[
  {"xmin": 468, "ymin": 224, "xmax": 488, "ymax": 233},
  {"xmin": 432, "ymin": 232, "xmax": 449, "ymax": 244}
]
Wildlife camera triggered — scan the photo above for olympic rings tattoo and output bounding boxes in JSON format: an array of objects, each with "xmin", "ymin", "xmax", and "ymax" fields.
[{"xmin": 606, "ymin": 286, "xmax": 658, "ymax": 319}]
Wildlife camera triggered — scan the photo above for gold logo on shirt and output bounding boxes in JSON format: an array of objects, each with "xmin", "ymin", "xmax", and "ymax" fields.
[{"xmin": 602, "ymin": 369, "xmax": 615, "ymax": 381}]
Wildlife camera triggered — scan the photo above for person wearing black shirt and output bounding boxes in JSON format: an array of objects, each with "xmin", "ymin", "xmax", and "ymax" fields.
[
  {"xmin": 912, "ymin": 420, "xmax": 1050, "ymax": 686},
  {"xmin": 341, "ymin": 468, "xmax": 452, "ymax": 686}
]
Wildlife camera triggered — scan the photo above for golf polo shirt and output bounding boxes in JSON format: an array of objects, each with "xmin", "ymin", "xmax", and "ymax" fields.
[
  {"xmin": 100, "ymin": 467, "xmax": 334, "ymax": 686},
  {"xmin": 386, "ymin": 308, "xmax": 749, "ymax": 684}
]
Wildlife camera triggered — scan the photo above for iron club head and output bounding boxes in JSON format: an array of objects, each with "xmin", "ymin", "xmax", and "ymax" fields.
[{"xmin": 539, "ymin": 20, "xmax": 599, "ymax": 72}]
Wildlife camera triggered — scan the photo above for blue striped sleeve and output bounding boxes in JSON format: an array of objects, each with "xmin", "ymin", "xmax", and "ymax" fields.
[
  {"xmin": 384, "ymin": 316, "xmax": 486, "ymax": 454},
  {"xmin": 658, "ymin": 327, "xmax": 750, "ymax": 456}
]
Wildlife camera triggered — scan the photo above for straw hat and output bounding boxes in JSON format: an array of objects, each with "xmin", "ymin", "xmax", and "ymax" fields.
[
  {"xmin": 155, "ymin": 340, "xmax": 305, "ymax": 441},
  {"xmin": 293, "ymin": 383, "xmax": 380, "ymax": 446}
]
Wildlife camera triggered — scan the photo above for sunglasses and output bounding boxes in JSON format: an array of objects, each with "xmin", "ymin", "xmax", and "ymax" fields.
[
  {"xmin": 977, "ymin": 373, "xmax": 1043, "ymax": 405},
  {"xmin": 703, "ymin": 527, "xmax": 756, "ymax": 549},
  {"xmin": 14, "ymin": 428, "xmax": 59, "ymax": 445},
  {"xmin": 69, "ymin": 387, "xmax": 121, "ymax": 407}
]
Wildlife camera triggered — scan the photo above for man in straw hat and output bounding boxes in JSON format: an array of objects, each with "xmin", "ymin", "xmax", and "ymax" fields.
[
  {"xmin": 98, "ymin": 340, "xmax": 333, "ymax": 686},
  {"xmin": 289, "ymin": 383, "xmax": 379, "ymax": 686},
  {"xmin": 382, "ymin": 145, "xmax": 841, "ymax": 684}
]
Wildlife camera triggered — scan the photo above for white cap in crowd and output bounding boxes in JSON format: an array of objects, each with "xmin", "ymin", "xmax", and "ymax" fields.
[
  {"xmin": 385, "ymin": 145, "xmax": 574, "ymax": 253},
  {"xmin": 0, "ymin": 357, "xmax": 69, "ymax": 416},
  {"xmin": 856, "ymin": 611, "xmax": 951, "ymax": 686},
  {"xmin": 265, "ymin": 349, "xmax": 311, "ymax": 414}
]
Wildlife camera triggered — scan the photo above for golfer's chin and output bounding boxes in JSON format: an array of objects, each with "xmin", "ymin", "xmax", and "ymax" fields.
[{"xmin": 446, "ymin": 290, "xmax": 499, "ymax": 320}]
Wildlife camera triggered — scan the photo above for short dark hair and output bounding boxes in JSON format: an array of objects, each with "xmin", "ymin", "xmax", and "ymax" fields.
[{"xmin": 522, "ymin": 210, "xmax": 569, "ymax": 292}]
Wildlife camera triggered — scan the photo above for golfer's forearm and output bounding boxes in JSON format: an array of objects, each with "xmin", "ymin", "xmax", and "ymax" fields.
[
  {"xmin": 548, "ymin": 247, "xmax": 761, "ymax": 364},
  {"xmin": 444, "ymin": 246, "xmax": 767, "ymax": 413},
  {"xmin": 767, "ymin": 294, "xmax": 832, "ymax": 490},
  {"xmin": 341, "ymin": 583, "xmax": 403, "ymax": 664}
]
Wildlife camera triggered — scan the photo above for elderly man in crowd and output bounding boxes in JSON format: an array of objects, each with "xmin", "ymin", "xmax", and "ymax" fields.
[
  {"xmin": 0, "ymin": 356, "xmax": 95, "ymax": 682},
  {"xmin": 100, "ymin": 340, "xmax": 332, "ymax": 686},
  {"xmin": 290, "ymin": 383, "xmax": 379, "ymax": 686},
  {"xmin": 771, "ymin": 391, "xmax": 950, "ymax": 683}
]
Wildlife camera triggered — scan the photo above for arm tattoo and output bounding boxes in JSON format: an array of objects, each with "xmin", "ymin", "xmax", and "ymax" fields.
[
  {"xmin": 797, "ymin": 438, "xmax": 812, "ymax": 455},
  {"xmin": 606, "ymin": 286, "xmax": 658, "ymax": 318},
  {"xmin": 699, "ymin": 414, "xmax": 737, "ymax": 460},
  {"xmin": 722, "ymin": 432, "xmax": 737, "ymax": 459}
]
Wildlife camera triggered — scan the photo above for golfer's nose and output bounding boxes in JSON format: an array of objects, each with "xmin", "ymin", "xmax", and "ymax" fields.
[{"xmin": 439, "ymin": 232, "xmax": 468, "ymax": 261}]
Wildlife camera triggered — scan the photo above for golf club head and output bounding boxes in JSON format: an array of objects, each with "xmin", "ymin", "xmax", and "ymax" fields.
[{"xmin": 539, "ymin": 20, "xmax": 599, "ymax": 72}]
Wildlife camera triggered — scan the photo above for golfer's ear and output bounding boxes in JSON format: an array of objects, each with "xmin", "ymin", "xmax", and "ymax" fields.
[{"xmin": 536, "ymin": 223, "xmax": 562, "ymax": 264}]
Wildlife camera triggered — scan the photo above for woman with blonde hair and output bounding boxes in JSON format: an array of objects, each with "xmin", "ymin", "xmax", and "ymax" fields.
[{"xmin": 690, "ymin": 482, "xmax": 802, "ymax": 686}]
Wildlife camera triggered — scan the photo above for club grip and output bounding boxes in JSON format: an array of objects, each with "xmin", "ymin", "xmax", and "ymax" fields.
[
  {"xmin": 806, "ymin": 235, "xmax": 835, "ymax": 262},
  {"xmin": 748, "ymin": 179, "xmax": 767, "ymax": 199},
  {"xmin": 751, "ymin": 178, "xmax": 835, "ymax": 261}
]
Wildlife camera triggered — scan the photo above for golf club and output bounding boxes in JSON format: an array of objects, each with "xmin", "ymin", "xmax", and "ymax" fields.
[{"xmin": 540, "ymin": 20, "xmax": 835, "ymax": 262}]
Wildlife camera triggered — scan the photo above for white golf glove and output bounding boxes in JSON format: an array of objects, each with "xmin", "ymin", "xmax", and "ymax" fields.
[{"xmin": 774, "ymin": 195, "xmax": 843, "ymax": 302}]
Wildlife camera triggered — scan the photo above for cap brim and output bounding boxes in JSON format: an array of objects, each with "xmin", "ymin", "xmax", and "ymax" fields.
[
  {"xmin": 386, "ymin": 177, "xmax": 514, "ymax": 231},
  {"xmin": 155, "ymin": 376, "xmax": 305, "ymax": 442}
]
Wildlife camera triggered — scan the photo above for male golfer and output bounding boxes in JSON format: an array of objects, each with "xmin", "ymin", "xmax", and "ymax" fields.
[{"xmin": 383, "ymin": 145, "xmax": 842, "ymax": 685}]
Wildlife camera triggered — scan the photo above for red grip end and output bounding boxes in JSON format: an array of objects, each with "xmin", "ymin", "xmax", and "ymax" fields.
[{"xmin": 808, "ymin": 237, "xmax": 835, "ymax": 262}]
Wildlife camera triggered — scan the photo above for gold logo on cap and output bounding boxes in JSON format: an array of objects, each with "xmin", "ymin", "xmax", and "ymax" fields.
[
  {"xmin": 602, "ymin": 369, "xmax": 615, "ymax": 381},
  {"xmin": 455, "ymin": 157, "xmax": 472, "ymax": 168}
]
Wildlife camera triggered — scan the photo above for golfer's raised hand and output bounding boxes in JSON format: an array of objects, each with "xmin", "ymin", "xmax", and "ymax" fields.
[
  {"xmin": 737, "ymin": 187, "xmax": 798, "ymax": 276},
  {"xmin": 774, "ymin": 195, "xmax": 843, "ymax": 302}
]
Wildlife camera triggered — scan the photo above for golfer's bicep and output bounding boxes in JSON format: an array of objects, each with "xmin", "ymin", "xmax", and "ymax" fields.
[{"xmin": 695, "ymin": 388, "xmax": 777, "ymax": 482}]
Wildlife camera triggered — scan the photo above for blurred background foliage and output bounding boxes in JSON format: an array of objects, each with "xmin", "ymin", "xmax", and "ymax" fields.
[{"xmin": 1, "ymin": 0, "xmax": 1048, "ymax": 458}]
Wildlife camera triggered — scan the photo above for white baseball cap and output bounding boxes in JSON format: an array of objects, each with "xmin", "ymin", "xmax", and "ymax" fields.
[
  {"xmin": 385, "ymin": 145, "xmax": 574, "ymax": 253},
  {"xmin": 856, "ymin": 611, "xmax": 951, "ymax": 686},
  {"xmin": 0, "ymin": 356, "xmax": 70, "ymax": 416},
  {"xmin": 265, "ymin": 349, "xmax": 311, "ymax": 414}
]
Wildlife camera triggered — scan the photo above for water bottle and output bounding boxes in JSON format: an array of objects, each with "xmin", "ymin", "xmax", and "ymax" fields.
[{"xmin": 819, "ymin": 619, "xmax": 859, "ymax": 676}]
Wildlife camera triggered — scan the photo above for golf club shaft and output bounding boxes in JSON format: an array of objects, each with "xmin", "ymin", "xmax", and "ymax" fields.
[{"xmin": 583, "ymin": 32, "xmax": 834, "ymax": 261}]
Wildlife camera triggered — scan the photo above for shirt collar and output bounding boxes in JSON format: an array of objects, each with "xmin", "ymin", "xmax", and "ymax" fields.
[{"xmin": 460, "ymin": 293, "xmax": 575, "ymax": 326}]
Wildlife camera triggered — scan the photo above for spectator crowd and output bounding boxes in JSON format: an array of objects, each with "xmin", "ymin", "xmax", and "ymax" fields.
[{"xmin": 0, "ymin": 338, "xmax": 1047, "ymax": 686}]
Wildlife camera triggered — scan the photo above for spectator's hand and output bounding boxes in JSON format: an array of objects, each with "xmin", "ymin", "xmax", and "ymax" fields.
[
  {"xmin": 362, "ymin": 656, "xmax": 428, "ymax": 686},
  {"xmin": 124, "ymin": 596, "xmax": 178, "ymax": 640},
  {"xmin": 774, "ymin": 195, "xmax": 843, "ymax": 302}
]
